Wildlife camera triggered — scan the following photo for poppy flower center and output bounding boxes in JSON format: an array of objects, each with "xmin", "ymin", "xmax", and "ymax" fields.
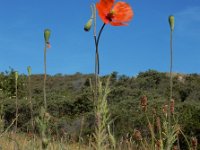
[{"xmin": 106, "ymin": 10, "xmax": 115, "ymax": 22}]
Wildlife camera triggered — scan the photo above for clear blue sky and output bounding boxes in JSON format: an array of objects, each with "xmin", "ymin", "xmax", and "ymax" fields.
[{"xmin": 0, "ymin": 0, "xmax": 200, "ymax": 76}]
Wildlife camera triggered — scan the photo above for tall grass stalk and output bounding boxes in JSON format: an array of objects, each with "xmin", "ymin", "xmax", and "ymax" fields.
[
  {"xmin": 169, "ymin": 17, "xmax": 174, "ymax": 108},
  {"xmin": 44, "ymin": 44, "xmax": 47, "ymax": 111},
  {"xmin": 27, "ymin": 66, "xmax": 34, "ymax": 133},
  {"xmin": 78, "ymin": 116, "xmax": 84, "ymax": 150},
  {"xmin": 14, "ymin": 71, "xmax": 18, "ymax": 133}
]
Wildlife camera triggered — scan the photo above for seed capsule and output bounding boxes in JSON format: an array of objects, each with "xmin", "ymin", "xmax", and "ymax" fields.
[
  {"xmin": 44, "ymin": 29, "xmax": 51, "ymax": 44},
  {"xmin": 169, "ymin": 15, "xmax": 175, "ymax": 31}
]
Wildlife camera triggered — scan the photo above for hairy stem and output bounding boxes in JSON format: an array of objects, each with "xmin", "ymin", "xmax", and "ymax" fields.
[
  {"xmin": 170, "ymin": 30, "xmax": 173, "ymax": 103},
  {"xmin": 44, "ymin": 45, "xmax": 47, "ymax": 111},
  {"xmin": 167, "ymin": 29, "xmax": 173, "ymax": 150},
  {"xmin": 28, "ymin": 74, "xmax": 34, "ymax": 133},
  {"xmin": 15, "ymin": 77, "xmax": 18, "ymax": 133}
]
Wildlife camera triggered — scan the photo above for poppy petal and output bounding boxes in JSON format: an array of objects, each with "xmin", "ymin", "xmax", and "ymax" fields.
[
  {"xmin": 110, "ymin": 21, "xmax": 128, "ymax": 26},
  {"xmin": 113, "ymin": 2, "xmax": 133, "ymax": 23},
  {"xmin": 96, "ymin": 0, "xmax": 114, "ymax": 14},
  {"xmin": 96, "ymin": 0, "xmax": 114, "ymax": 23}
]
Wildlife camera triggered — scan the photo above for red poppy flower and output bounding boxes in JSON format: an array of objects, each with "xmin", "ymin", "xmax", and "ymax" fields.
[{"xmin": 96, "ymin": 0, "xmax": 134, "ymax": 26}]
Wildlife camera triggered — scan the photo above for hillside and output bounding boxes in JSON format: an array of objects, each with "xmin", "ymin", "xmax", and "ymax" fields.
[{"xmin": 0, "ymin": 69, "xmax": 199, "ymax": 149}]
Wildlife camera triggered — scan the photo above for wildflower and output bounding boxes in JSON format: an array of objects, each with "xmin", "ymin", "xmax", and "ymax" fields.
[
  {"xmin": 191, "ymin": 137, "xmax": 198, "ymax": 149},
  {"xmin": 156, "ymin": 117, "xmax": 161, "ymax": 131},
  {"xmin": 133, "ymin": 129, "xmax": 142, "ymax": 141},
  {"xmin": 95, "ymin": 112, "xmax": 101, "ymax": 126},
  {"xmin": 96, "ymin": 0, "xmax": 133, "ymax": 26},
  {"xmin": 170, "ymin": 99, "xmax": 175, "ymax": 114},
  {"xmin": 27, "ymin": 66, "xmax": 32, "ymax": 76},
  {"xmin": 15, "ymin": 71, "xmax": 18, "ymax": 81},
  {"xmin": 152, "ymin": 107, "xmax": 157, "ymax": 115},
  {"xmin": 140, "ymin": 95, "xmax": 148, "ymax": 112},
  {"xmin": 162, "ymin": 104, "xmax": 168, "ymax": 117},
  {"xmin": 148, "ymin": 122, "xmax": 153, "ymax": 133},
  {"xmin": 156, "ymin": 140, "xmax": 163, "ymax": 150},
  {"xmin": 173, "ymin": 145, "xmax": 178, "ymax": 150}
]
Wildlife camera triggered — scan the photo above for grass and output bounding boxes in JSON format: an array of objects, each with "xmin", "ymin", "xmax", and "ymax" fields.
[{"xmin": 0, "ymin": 132, "xmax": 89, "ymax": 150}]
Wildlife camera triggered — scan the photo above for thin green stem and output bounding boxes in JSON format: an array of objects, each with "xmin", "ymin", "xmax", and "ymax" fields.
[
  {"xmin": 44, "ymin": 45, "xmax": 47, "ymax": 111},
  {"xmin": 167, "ymin": 29, "xmax": 173, "ymax": 150},
  {"xmin": 170, "ymin": 30, "xmax": 173, "ymax": 102},
  {"xmin": 169, "ymin": 30, "xmax": 173, "ymax": 125},
  {"xmin": 28, "ymin": 74, "xmax": 34, "ymax": 133},
  {"xmin": 94, "ymin": 23, "xmax": 106, "ymax": 77},
  {"xmin": 96, "ymin": 23, "xmax": 106, "ymax": 75},
  {"xmin": 145, "ymin": 113, "xmax": 155, "ymax": 150},
  {"xmin": 78, "ymin": 116, "xmax": 84, "ymax": 150},
  {"xmin": 15, "ymin": 77, "xmax": 18, "ymax": 133},
  {"xmin": 94, "ymin": 23, "xmax": 106, "ymax": 106}
]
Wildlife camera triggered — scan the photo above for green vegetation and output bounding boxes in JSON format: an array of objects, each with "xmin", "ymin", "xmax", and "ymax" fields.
[{"xmin": 0, "ymin": 69, "xmax": 199, "ymax": 149}]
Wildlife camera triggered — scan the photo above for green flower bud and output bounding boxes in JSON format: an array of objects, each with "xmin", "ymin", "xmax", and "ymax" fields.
[
  {"xmin": 15, "ymin": 71, "xmax": 18, "ymax": 81},
  {"xmin": 44, "ymin": 29, "xmax": 51, "ymax": 43},
  {"xmin": 27, "ymin": 66, "xmax": 32, "ymax": 76},
  {"xmin": 169, "ymin": 15, "xmax": 175, "ymax": 31},
  {"xmin": 84, "ymin": 18, "xmax": 93, "ymax": 32}
]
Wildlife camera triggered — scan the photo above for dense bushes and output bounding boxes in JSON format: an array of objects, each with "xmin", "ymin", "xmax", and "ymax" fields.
[{"xmin": 0, "ymin": 69, "xmax": 199, "ymax": 147}]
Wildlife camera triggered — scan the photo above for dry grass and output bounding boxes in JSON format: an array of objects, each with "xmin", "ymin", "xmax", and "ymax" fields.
[{"xmin": 0, "ymin": 133, "xmax": 89, "ymax": 150}]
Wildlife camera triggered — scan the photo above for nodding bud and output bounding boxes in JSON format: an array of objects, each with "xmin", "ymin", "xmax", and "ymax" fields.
[
  {"xmin": 84, "ymin": 4, "xmax": 95, "ymax": 32},
  {"xmin": 27, "ymin": 66, "xmax": 32, "ymax": 76},
  {"xmin": 169, "ymin": 15, "xmax": 175, "ymax": 31},
  {"xmin": 44, "ymin": 29, "xmax": 51, "ymax": 47},
  {"xmin": 84, "ymin": 18, "xmax": 93, "ymax": 32},
  {"xmin": 15, "ymin": 72, "xmax": 18, "ymax": 80}
]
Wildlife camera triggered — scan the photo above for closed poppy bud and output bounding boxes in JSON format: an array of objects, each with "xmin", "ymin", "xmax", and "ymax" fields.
[
  {"xmin": 15, "ymin": 71, "xmax": 18, "ymax": 81},
  {"xmin": 169, "ymin": 15, "xmax": 175, "ymax": 31},
  {"xmin": 27, "ymin": 66, "xmax": 32, "ymax": 76},
  {"xmin": 44, "ymin": 29, "xmax": 51, "ymax": 48},
  {"xmin": 44, "ymin": 29, "xmax": 51, "ymax": 43},
  {"xmin": 84, "ymin": 18, "xmax": 93, "ymax": 32}
]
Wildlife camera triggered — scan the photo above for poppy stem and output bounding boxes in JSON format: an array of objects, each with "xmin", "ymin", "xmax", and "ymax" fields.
[
  {"xmin": 95, "ymin": 23, "xmax": 106, "ymax": 75},
  {"xmin": 169, "ymin": 30, "xmax": 173, "ymax": 103},
  {"xmin": 94, "ymin": 23, "xmax": 106, "ymax": 104},
  {"xmin": 44, "ymin": 44, "xmax": 47, "ymax": 111},
  {"xmin": 168, "ymin": 28, "xmax": 173, "ymax": 133},
  {"xmin": 93, "ymin": 23, "xmax": 106, "ymax": 120}
]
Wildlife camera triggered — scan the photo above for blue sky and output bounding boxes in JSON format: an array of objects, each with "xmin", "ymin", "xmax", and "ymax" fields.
[{"xmin": 0, "ymin": 0, "xmax": 200, "ymax": 76}]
